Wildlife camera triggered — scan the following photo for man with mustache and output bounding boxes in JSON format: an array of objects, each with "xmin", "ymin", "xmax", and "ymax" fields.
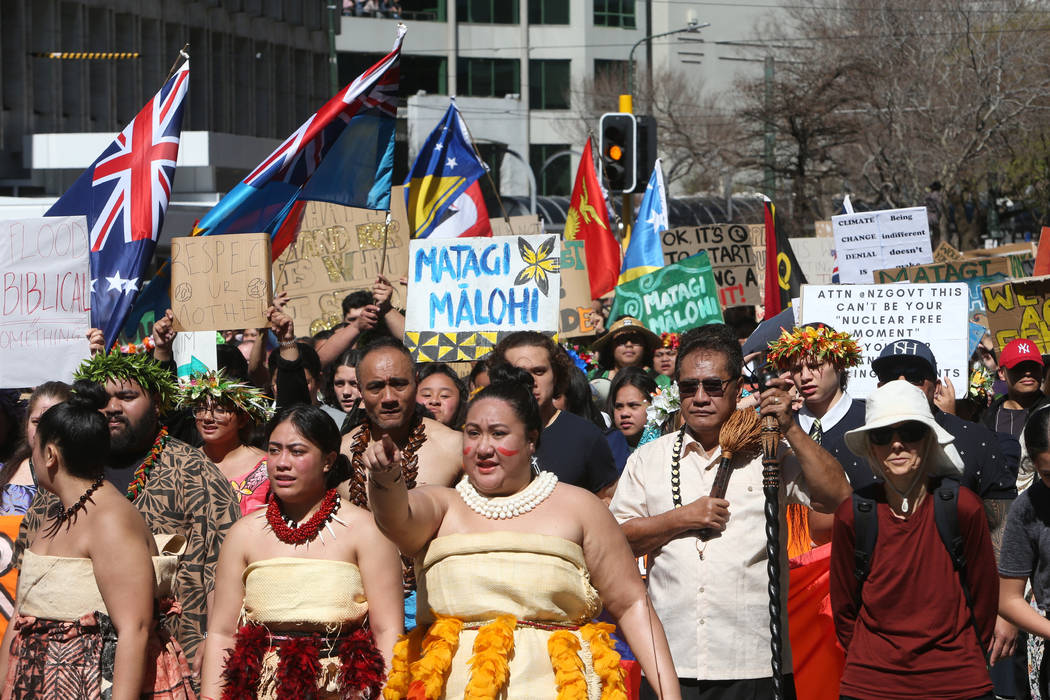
[
  {"xmin": 339, "ymin": 337, "xmax": 462, "ymax": 626},
  {"xmin": 15, "ymin": 351, "xmax": 240, "ymax": 668}
]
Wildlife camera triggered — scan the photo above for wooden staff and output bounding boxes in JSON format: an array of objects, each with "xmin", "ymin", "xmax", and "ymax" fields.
[
  {"xmin": 698, "ymin": 408, "xmax": 762, "ymax": 541},
  {"xmin": 757, "ymin": 365, "xmax": 786, "ymax": 700}
]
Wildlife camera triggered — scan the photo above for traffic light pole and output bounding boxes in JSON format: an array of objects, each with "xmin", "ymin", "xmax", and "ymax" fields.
[{"xmin": 619, "ymin": 96, "xmax": 634, "ymax": 245}]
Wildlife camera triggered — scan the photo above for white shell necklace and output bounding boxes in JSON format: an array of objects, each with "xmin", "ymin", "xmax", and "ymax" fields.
[{"xmin": 456, "ymin": 471, "xmax": 558, "ymax": 519}]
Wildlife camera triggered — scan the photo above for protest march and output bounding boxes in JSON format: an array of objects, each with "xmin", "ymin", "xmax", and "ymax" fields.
[{"xmin": 7, "ymin": 15, "xmax": 1050, "ymax": 700}]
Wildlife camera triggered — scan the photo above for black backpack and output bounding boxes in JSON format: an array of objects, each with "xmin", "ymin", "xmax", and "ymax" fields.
[{"xmin": 852, "ymin": 477, "xmax": 989, "ymax": 666}]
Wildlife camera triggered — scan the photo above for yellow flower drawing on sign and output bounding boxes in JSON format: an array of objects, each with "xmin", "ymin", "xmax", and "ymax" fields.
[{"xmin": 514, "ymin": 236, "xmax": 560, "ymax": 296}]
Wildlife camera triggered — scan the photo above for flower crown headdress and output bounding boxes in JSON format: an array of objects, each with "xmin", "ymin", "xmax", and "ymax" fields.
[
  {"xmin": 660, "ymin": 333, "xmax": 679, "ymax": 350},
  {"xmin": 74, "ymin": 350, "xmax": 178, "ymax": 411},
  {"xmin": 766, "ymin": 325, "xmax": 863, "ymax": 372},
  {"xmin": 177, "ymin": 370, "xmax": 274, "ymax": 423}
]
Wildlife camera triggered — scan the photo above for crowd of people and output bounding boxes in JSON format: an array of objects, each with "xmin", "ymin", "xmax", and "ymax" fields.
[{"xmin": 2, "ymin": 272, "xmax": 1050, "ymax": 700}]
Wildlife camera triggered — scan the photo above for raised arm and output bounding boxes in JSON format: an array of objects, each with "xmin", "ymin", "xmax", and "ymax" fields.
[
  {"xmin": 363, "ymin": 435, "xmax": 448, "ymax": 556},
  {"xmin": 581, "ymin": 492, "xmax": 680, "ymax": 700}
]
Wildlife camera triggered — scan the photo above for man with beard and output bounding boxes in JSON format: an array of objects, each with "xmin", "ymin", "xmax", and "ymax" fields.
[
  {"xmin": 339, "ymin": 337, "xmax": 462, "ymax": 626},
  {"xmin": 15, "ymin": 351, "xmax": 240, "ymax": 666}
]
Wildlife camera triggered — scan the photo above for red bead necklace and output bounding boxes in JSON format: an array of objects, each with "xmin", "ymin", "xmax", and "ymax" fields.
[{"xmin": 266, "ymin": 488, "xmax": 340, "ymax": 545}]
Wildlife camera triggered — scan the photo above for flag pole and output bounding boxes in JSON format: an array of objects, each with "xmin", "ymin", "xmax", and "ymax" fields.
[
  {"xmin": 459, "ymin": 111, "xmax": 512, "ymax": 226},
  {"xmin": 164, "ymin": 44, "xmax": 190, "ymax": 82},
  {"xmin": 379, "ymin": 210, "xmax": 392, "ymax": 276}
]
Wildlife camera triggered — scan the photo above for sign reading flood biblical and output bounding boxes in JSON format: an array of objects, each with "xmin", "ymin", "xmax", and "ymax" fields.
[
  {"xmin": 404, "ymin": 235, "xmax": 561, "ymax": 361},
  {"xmin": 0, "ymin": 216, "xmax": 91, "ymax": 387},
  {"xmin": 170, "ymin": 233, "xmax": 272, "ymax": 332},
  {"xmin": 981, "ymin": 275, "xmax": 1050, "ymax": 352},
  {"xmin": 661, "ymin": 223, "xmax": 762, "ymax": 306},
  {"xmin": 608, "ymin": 252, "xmax": 723, "ymax": 333},
  {"xmin": 833, "ymin": 207, "xmax": 933, "ymax": 283},
  {"xmin": 800, "ymin": 283, "xmax": 969, "ymax": 398}
]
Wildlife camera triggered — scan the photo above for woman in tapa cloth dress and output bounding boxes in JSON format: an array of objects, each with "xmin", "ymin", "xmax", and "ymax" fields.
[
  {"xmin": 0, "ymin": 382, "xmax": 195, "ymax": 700},
  {"xmin": 363, "ymin": 364, "xmax": 681, "ymax": 700},
  {"xmin": 199, "ymin": 405, "xmax": 403, "ymax": 700}
]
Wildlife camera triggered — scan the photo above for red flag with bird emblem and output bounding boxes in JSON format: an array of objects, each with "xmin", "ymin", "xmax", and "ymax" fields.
[{"xmin": 565, "ymin": 138, "xmax": 619, "ymax": 299}]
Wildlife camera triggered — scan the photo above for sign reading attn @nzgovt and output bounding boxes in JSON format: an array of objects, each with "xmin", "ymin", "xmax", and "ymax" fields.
[{"xmin": 404, "ymin": 234, "xmax": 561, "ymax": 362}]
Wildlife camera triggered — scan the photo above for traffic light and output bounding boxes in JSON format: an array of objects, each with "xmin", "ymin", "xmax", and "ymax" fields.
[{"xmin": 600, "ymin": 112, "xmax": 637, "ymax": 194}]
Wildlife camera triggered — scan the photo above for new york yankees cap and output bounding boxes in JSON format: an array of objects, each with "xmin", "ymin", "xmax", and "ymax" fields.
[
  {"xmin": 871, "ymin": 338, "xmax": 938, "ymax": 378},
  {"xmin": 999, "ymin": 338, "xmax": 1044, "ymax": 370}
]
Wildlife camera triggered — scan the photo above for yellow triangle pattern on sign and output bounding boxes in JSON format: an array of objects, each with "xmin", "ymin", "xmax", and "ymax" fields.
[{"xmin": 404, "ymin": 331, "xmax": 501, "ymax": 362}]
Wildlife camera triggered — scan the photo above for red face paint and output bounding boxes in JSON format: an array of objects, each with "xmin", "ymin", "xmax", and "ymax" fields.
[
  {"xmin": 462, "ymin": 446, "xmax": 473, "ymax": 456},
  {"xmin": 496, "ymin": 446, "xmax": 519, "ymax": 456}
]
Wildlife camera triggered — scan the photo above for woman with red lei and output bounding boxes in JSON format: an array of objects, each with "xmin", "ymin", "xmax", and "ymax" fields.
[
  {"xmin": 200, "ymin": 405, "xmax": 402, "ymax": 700},
  {"xmin": 0, "ymin": 382, "xmax": 195, "ymax": 700}
]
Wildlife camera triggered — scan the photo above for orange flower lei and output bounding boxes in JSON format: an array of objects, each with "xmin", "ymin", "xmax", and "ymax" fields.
[
  {"xmin": 547, "ymin": 630, "xmax": 588, "ymax": 700},
  {"xmin": 580, "ymin": 623, "xmax": 627, "ymax": 700},
  {"xmin": 403, "ymin": 616, "xmax": 462, "ymax": 700},
  {"xmin": 383, "ymin": 627, "xmax": 425, "ymax": 700},
  {"xmin": 464, "ymin": 615, "xmax": 516, "ymax": 699}
]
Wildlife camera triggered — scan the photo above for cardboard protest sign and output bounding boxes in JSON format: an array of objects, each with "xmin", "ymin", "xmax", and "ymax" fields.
[
  {"xmin": 800, "ymin": 283, "xmax": 970, "ymax": 398},
  {"xmin": 559, "ymin": 239, "xmax": 599, "ymax": 338},
  {"xmin": 933, "ymin": 241, "xmax": 964, "ymax": 263},
  {"xmin": 273, "ymin": 202, "xmax": 409, "ymax": 336},
  {"xmin": 170, "ymin": 233, "xmax": 272, "ymax": 332},
  {"xmin": 789, "ymin": 237, "xmax": 836, "ymax": 285},
  {"xmin": 964, "ymin": 273, "xmax": 1009, "ymax": 327},
  {"xmin": 814, "ymin": 220, "xmax": 833, "ymax": 238},
  {"xmin": 661, "ymin": 223, "xmax": 762, "ymax": 306},
  {"xmin": 404, "ymin": 234, "xmax": 561, "ymax": 361},
  {"xmin": 0, "ymin": 216, "xmax": 91, "ymax": 387},
  {"xmin": 981, "ymin": 275, "xmax": 1050, "ymax": 352},
  {"xmin": 1036, "ymin": 227, "xmax": 1050, "ymax": 276},
  {"xmin": 490, "ymin": 216, "xmax": 543, "ymax": 237},
  {"xmin": 873, "ymin": 253, "xmax": 1031, "ymax": 284},
  {"xmin": 608, "ymin": 252, "xmax": 723, "ymax": 334},
  {"xmin": 173, "ymin": 331, "xmax": 219, "ymax": 378},
  {"xmin": 833, "ymin": 207, "xmax": 933, "ymax": 283}
]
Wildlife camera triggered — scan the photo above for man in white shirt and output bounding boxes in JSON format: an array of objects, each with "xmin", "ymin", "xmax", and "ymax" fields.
[{"xmin": 610, "ymin": 323, "xmax": 851, "ymax": 699}]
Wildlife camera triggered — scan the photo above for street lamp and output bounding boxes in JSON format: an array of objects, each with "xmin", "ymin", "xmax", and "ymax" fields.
[{"xmin": 627, "ymin": 21, "xmax": 710, "ymax": 100}]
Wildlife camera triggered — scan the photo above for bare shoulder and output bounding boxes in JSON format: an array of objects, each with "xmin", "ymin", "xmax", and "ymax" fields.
[
  {"xmin": 550, "ymin": 481, "xmax": 609, "ymax": 514},
  {"xmin": 87, "ymin": 489, "xmax": 153, "ymax": 551},
  {"xmin": 419, "ymin": 419, "xmax": 462, "ymax": 486},
  {"xmin": 340, "ymin": 425, "xmax": 364, "ymax": 454},
  {"xmin": 422, "ymin": 418, "xmax": 461, "ymax": 445},
  {"xmin": 226, "ymin": 508, "xmax": 268, "ymax": 542}
]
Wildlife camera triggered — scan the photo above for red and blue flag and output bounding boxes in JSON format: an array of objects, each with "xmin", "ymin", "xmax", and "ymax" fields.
[{"xmin": 46, "ymin": 60, "xmax": 189, "ymax": 348}]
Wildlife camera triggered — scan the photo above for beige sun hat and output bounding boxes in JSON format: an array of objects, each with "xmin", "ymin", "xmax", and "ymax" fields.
[
  {"xmin": 843, "ymin": 380, "xmax": 963, "ymax": 477},
  {"xmin": 592, "ymin": 317, "xmax": 661, "ymax": 353}
]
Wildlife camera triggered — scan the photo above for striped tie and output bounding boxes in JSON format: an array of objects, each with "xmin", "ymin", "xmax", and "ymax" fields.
[{"xmin": 809, "ymin": 418, "xmax": 823, "ymax": 446}]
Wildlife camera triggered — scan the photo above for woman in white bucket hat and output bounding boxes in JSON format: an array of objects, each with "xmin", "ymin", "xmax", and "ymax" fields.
[{"xmin": 830, "ymin": 380, "xmax": 998, "ymax": 700}]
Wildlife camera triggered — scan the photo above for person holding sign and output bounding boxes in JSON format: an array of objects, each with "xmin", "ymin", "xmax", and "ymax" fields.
[
  {"xmin": 361, "ymin": 364, "xmax": 681, "ymax": 700},
  {"xmin": 14, "ymin": 352, "xmax": 241, "ymax": 667},
  {"xmin": 611, "ymin": 324, "xmax": 851, "ymax": 699},
  {"xmin": 176, "ymin": 371, "xmax": 275, "ymax": 517}
]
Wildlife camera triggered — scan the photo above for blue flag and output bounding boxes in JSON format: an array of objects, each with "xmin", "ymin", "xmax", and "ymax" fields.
[
  {"xmin": 619, "ymin": 159, "xmax": 666, "ymax": 284},
  {"xmin": 404, "ymin": 100, "xmax": 491, "ymax": 238},
  {"xmin": 45, "ymin": 61, "xmax": 189, "ymax": 348}
]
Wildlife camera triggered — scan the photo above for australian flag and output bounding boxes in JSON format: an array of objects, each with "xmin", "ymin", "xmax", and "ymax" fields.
[{"xmin": 46, "ymin": 60, "xmax": 189, "ymax": 348}]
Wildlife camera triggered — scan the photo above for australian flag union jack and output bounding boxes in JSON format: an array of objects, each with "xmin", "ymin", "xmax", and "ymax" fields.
[{"xmin": 46, "ymin": 60, "xmax": 189, "ymax": 348}]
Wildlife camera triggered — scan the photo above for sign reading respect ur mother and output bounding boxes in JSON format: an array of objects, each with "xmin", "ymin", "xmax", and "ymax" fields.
[
  {"xmin": 800, "ymin": 282, "xmax": 969, "ymax": 398},
  {"xmin": 833, "ymin": 206, "xmax": 933, "ymax": 283},
  {"xmin": 406, "ymin": 234, "xmax": 561, "ymax": 335}
]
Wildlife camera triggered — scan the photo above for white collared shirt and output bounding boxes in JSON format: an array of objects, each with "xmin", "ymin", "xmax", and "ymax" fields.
[
  {"xmin": 609, "ymin": 430, "xmax": 811, "ymax": 680},
  {"xmin": 798, "ymin": 390, "xmax": 853, "ymax": 434}
]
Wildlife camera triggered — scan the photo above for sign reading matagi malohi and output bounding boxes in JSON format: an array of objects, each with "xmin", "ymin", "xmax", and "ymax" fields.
[
  {"xmin": 608, "ymin": 252, "xmax": 722, "ymax": 334},
  {"xmin": 0, "ymin": 216, "xmax": 91, "ymax": 387},
  {"xmin": 833, "ymin": 206, "xmax": 932, "ymax": 283},
  {"xmin": 800, "ymin": 282, "xmax": 969, "ymax": 398},
  {"xmin": 406, "ymin": 235, "xmax": 561, "ymax": 334}
]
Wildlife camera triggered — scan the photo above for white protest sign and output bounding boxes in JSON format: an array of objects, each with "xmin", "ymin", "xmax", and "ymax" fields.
[
  {"xmin": 800, "ymin": 282, "xmax": 969, "ymax": 398},
  {"xmin": 405, "ymin": 235, "xmax": 561, "ymax": 361},
  {"xmin": 832, "ymin": 207, "xmax": 933, "ymax": 283},
  {"xmin": 0, "ymin": 216, "xmax": 91, "ymax": 387},
  {"xmin": 789, "ymin": 237, "xmax": 836, "ymax": 285},
  {"xmin": 173, "ymin": 331, "xmax": 219, "ymax": 379}
]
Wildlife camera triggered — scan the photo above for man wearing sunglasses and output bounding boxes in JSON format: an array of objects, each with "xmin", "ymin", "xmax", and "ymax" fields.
[
  {"xmin": 611, "ymin": 324, "xmax": 851, "ymax": 700},
  {"xmin": 981, "ymin": 338, "xmax": 1050, "ymax": 440},
  {"xmin": 872, "ymin": 338, "xmax": 1020, "ymax": 682}
]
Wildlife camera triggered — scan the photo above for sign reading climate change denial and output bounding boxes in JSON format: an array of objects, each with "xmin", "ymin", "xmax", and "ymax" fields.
[
  {"xmin": 0, "ymin": 216, "xmax": 91, "ymax": 387},
  {"xmin": 404, "ymin": 235, "xmax": 561, "ymax": 361},
  {"xmin": 609, "ymin": 252, "xmax": 722, "ymax": 334},
  {"xmin": 800, "ymin": 283, "xmax": 969, "ymax": 398},
  {"xmin": 833, "ymin": 206, "xmax": 933, "ymax": 283},
  {"xmin": 661, "ymin": 223, "xmax": 762, "ymax": 307}
]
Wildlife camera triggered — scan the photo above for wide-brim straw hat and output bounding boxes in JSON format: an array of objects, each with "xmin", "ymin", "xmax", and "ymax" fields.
[
  {"xmin": 843, "ymin": 380, "xmax": 963, "ymax": 477},
  {"xmin": 592, "ymin": 317, "xmax": 661, "ymax": 353}
]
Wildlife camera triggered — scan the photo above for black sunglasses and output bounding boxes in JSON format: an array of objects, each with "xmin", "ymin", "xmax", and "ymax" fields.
[
  {"xmin": 875, "ymin": 365, "xmax": 933, "ymax": 387},
  {"xmin": 679, "ymin": 377, "xmax": 735, "ymax": 398},
  {"xmin": 868, "ymin": 421, "xmax": 929, "ymax": 446}
]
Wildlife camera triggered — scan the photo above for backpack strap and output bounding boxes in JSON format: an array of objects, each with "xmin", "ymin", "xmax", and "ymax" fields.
[
  {"xmin": 932, "ymin": 478, "xmax": 991, "ymax": 668},
  {"xmin": 852, "ymin": 490, "xmax": 879, "ymax": 596}
]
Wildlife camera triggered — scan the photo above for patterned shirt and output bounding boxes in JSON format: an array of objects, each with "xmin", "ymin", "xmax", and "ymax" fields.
[{"xmin": 15, "ymin": 436, "xmax": 241, "ymax": 660}]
